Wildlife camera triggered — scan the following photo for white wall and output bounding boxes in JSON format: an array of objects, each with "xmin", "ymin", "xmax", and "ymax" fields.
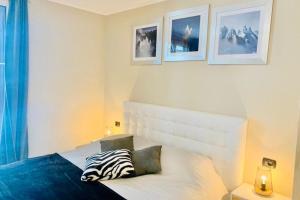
[
  {"xmin": 28, "ymin": 0, "xmax": 105, "ymax": 156},
  {"xmin": 103, "ymin": 0, "xmax": 300, "ymax": 196}
]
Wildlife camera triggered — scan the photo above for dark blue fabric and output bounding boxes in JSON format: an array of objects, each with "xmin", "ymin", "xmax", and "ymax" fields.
[
  {"xmin": 0, "ymin": 153, "xmax": 125, "ymax": 200},
  {"xmin": 0, "ymin": 0, "xmax": 29, "ymax": 165}
]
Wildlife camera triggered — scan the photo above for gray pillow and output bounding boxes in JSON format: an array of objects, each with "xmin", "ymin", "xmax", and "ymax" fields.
[
  {"xmin": 132, "ymin": 145, "xmax": 162, "ymax": 176},
  {"xmin": 100, "ymin": 135, "xmax": 134, "ymax": 152}
]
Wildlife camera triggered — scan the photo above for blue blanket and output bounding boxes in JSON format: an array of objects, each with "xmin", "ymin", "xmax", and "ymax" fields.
[{"xmin": 0, "ymin": 153, "xmax": 125, "ymax": 200}]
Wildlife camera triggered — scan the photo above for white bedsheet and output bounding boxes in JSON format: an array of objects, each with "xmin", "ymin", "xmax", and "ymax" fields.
[{"xmin": 60, "ymin": 136, "xmax": 228, "ymax": 200}]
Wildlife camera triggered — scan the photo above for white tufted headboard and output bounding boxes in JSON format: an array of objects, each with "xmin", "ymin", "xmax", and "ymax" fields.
[{"xmin": 124, "ymin": 101, "xmax": 247, "ymax": 191}]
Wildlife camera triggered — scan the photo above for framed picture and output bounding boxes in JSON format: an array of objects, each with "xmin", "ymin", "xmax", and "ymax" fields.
[
  {"xmin": 132, "ymin": 20, "xmax": 162, "ymax": 65},
  {"xmin": 208, "ymin": 0, "xmax": 273, "ymax": 65},
  {"xmin": 164, "ymin": 6, "xmax": 209, "ymax": 61}
]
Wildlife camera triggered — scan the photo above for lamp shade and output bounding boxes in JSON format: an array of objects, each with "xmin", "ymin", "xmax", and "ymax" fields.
[{"xmin": 254, "ymin": 166, "xmax": 273, "ymax": 196}]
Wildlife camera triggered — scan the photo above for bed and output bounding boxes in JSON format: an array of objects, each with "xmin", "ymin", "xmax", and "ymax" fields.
[{"xmin": 0, "ymin": 101, "xmax": 247, "ymax": 200}]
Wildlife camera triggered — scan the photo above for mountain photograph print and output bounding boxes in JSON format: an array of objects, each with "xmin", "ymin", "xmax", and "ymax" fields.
[
  {"xmin": 209, "ymin": 0, "xmax": 273, "ymax": 64},
  {"xmin": 170, "ymin": 15, "xmax": 200, "ymax": 53},
  {"xmin": 218, "ymin": 11, "xmax": 260, "ymax": 55},
  {"xmin": 164, "ymin": 6, "xmax": 209, "ymax": 61},
  {"xmin": 132, "ymin": 22, "xmax": 162, "ymax": 65},
  {"xmin": 135, "ymin": 26, "xmax": 157, "ymax": 58}
]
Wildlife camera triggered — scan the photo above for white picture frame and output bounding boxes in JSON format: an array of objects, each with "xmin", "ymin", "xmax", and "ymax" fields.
[
  {"xmin": 164, "ymin": 6, "xmax": 209, "ymax": 62},
  {"xmin": 208, "ymin": 0, "xmax": 273, "ymax": 65},
  {"xmin": 132, "ymin": 19, "xmax": 163, "ymax": 65}
]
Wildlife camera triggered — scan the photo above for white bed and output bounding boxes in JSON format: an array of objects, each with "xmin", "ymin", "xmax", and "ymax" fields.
[{"xmin": 61, "ymin": 101, "xmax": 247, "ymax": 200}]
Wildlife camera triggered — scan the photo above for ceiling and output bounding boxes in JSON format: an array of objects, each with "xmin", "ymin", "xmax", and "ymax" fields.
[{"xmin": 48, "ymin": 0, "xmax": 166, "ymax": 15}]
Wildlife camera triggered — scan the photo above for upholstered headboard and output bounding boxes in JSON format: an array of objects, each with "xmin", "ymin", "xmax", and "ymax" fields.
[{"xmin": 124, "ymin": 101, "xmax": 247, "ymax": 191}]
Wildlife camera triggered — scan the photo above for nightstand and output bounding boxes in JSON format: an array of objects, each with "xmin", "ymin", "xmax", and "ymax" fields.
[{"xmin": 231, "ymin": 183, "xmax": 290, "ymax": 200}]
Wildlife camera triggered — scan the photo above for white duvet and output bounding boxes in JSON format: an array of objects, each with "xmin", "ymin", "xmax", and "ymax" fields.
[{"xmin": 61, "ymin": 136, "xmax": 228, "ymax": 200}]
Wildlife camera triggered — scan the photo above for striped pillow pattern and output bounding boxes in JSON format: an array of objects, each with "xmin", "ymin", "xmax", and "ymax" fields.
[{"xmin": 81, "ymin": 149, "xmax": 135, "ymax": 182}]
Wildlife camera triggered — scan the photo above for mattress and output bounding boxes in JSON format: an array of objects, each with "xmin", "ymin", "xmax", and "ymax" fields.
[{"xmin": 60, "ymin": 136, "xmax": 228, "ymax": 200}]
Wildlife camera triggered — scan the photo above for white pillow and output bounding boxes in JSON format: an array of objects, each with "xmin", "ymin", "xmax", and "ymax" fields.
[{"xmin": 134, "ymin": 136, "xmax": 227, "ymax": 194}]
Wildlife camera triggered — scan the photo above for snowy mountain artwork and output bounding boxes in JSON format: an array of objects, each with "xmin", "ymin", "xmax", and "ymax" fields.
[
  {"xmin": 132, "ymin": 21, "xmax": 162, "ymax": 65},
  {"xmin": 170, "ymin": 15, "xmax": 200, "ymax": 53},
  {"xmin": 164, "ymin": 6, "xmax": 209, "ymax": 61},
  {"xmin": 135, "ymin": 26, "xmax": 157, "ymax": 58},
  {"xmin": 218, "ymin": 11, "xmax": 260, "ymax": 55},
  {"xmin": 209, "ymin": 0, "xmax": 274, "ymax": 64}
]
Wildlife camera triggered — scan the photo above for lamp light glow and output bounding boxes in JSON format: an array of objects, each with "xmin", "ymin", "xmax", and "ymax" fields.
[
  {"xmin": 105, "ymin": 127, "xmax": 112, "ymax": 137},
  {"xmin": 254, "ymin": 166, "xmax": 273, "ymax": 196}
]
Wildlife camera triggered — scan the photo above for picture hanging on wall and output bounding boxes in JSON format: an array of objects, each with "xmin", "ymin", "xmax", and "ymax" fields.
[
  {"xmin": 132, "ymin": 20, "xmax": 162, "ymax": 65},
  {"xmin": 208, "ymin": 0, "xmax": 273, "ymax": 65},
  {"xmin": 164, "ymin": 6, "xmax": 209, "ymax": 61}
]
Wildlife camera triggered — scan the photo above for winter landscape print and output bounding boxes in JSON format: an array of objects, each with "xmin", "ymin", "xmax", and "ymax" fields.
[
  {"xmin": 218, "ymin": 11, "xmax": 261, "ymax": 55},
  {"xmin": 135, "ymin": 26, "xmax": 157, "ymax": 58},
  {"xmin": 171, "ymin": 15, "xmax": 200, "ymax": 53}
]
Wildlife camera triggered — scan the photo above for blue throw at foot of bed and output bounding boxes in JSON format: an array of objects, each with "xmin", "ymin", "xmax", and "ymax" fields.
[{"xmin": 0, "ymin": 153, "xmax": 125, "ymax": 200}]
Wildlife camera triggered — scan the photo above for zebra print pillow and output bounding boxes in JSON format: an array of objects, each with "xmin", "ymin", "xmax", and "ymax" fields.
[{"xmin": 81, "ymin": 149, "xmax": 135, "ymax": 182}]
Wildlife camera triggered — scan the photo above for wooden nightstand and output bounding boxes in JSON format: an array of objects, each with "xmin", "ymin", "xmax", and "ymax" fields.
[{"xmin": 231, "ymin": 183, "xmax": 290, "ymax": 200}]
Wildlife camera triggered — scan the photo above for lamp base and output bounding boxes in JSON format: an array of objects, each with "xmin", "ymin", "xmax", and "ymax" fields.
[{"xmin": 254, "ymin": 186, "xmax": 273, "ymax": 196}]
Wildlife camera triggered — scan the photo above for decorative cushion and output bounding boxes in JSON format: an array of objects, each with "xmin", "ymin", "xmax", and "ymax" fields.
[
  {"xmin": 100, "ymin": 135, "xmax": 134, "ymax": 152},
  {"xmin": 81, "ymin": 149, "xmax": 135, "ymax": 182},
  {"xmin": 132, "ymin": 145, "xmax": 162, "ymax": 176}
]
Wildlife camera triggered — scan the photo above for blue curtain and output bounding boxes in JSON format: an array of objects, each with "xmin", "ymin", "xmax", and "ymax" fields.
[{"xmin": 0, "ymin": 0, "xmax": 29, "ymax": 165}]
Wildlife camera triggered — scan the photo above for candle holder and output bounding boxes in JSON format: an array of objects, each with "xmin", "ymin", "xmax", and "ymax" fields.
[{"xmin": 254, "ymin": 166, "xmax": 273, "ymax": 196}]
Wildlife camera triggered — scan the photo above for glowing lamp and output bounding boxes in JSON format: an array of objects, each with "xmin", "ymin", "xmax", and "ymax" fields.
[
  {"xmin": 254, "ymin": 166, "xmax": 273, "ymax": 196},
  {"xmin": 105, "ymin": 127, "xmax": 112, "ymax": 137}
]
